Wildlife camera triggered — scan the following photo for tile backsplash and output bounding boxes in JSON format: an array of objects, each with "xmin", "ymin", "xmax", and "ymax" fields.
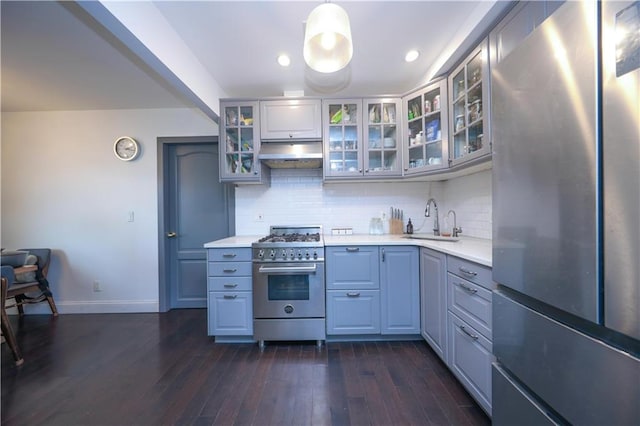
[{"xmin": 235, "ymin": 168, "xmax": 492, "ymax": 239}]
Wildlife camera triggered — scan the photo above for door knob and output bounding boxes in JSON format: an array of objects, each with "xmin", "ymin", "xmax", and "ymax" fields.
[{"xmin": 166, "ymin": 232, "xmax": 177, "ymax": 238}]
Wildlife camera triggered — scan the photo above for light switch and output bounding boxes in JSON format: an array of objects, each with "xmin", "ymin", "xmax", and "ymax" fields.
[{"xmin": 128, "ymin": 211, "xmax": 135, "ymax": 222}]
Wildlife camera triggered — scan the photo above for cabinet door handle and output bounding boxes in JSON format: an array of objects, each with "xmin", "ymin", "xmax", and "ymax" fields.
[
  {"xmin": 222, "ymin": 253, "xmax": 237, "ymax": 258},
  {"xmin": 223, "ymin": 268, "xmax": 237, "ymax": 273},
  {"xmin": 455, "ymin": 281, "xmax": 478, "ymax": 294},
  {"xmin": 381, "ymin": 248, "xmax": 385, "ymax": 262},
  {"xmin": 346, "ymin": 292, "xmax": 361, "ymax": 297},
  {"xmin": 346, "ymin": 247, "xmax": 360, "ymax": 252},
  {"xmin": 459, "ymin": 267, "xmax": 477, "ymax": 277},
  {"xmin": 224, "ymin": 283, "xmax": 238, "ymax": 288},
  {"xmin": 223, "ymin": 294, "xmax": 238, "ymax": 300},
  {"xmin": 459, "ymin": 325, "xmax": 479, "ymax": 340}
]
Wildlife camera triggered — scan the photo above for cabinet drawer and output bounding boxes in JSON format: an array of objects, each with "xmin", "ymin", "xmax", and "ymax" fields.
[
  {"xmin": 326, "ymin": 246, "xmax": 380, "ymax": 290},
  {"xmin": 208, "ymin": 261, "xmax": 252, "ymax": 277},
  {"xmin": 447, "ymin": 256, "xmax": 492, "ymax": 289},
  {"xmin": 208, "ymin": 291, "xmax": 253, "ymax": 336},
  {"xmin": 448, "ymin": 312, "xmax": 493, "ymax": 415},
  {"xmin": 326, "ymin": 289, "xmax": 381, "ymax": 335},
  {"xmin": 207, "ymin": 248, "xmax": 251, "ymax": 262},
  {"xmin": 448, "ymin": 273, "xmax": 492, "ymax": 339},
  {"xmin": 208, "ymin": 276, "xmax": 253, "ymax": 292}
]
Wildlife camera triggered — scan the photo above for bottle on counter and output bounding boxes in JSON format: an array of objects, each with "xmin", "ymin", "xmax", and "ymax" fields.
[{"xmin": 406, "ymin": 218, "xmax": 414, "ymax": 234}]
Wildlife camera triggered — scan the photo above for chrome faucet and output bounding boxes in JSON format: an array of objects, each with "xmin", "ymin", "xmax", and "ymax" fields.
[
  {"xmin": 447, "ymin": 209, "xmax": 463, "ymax": 237},
  {"xmin": 424, "ymin": 198, "xmax": 440, "ymax": 236}
]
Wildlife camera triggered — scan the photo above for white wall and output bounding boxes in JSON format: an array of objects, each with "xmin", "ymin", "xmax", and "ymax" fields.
[
  {"xmin": 1, "ymin": 108, "xmax": 217, "ymax": 313},
  {"xmin": 235, "ymin": 168, "xmax": 492, "ymax": 239}
]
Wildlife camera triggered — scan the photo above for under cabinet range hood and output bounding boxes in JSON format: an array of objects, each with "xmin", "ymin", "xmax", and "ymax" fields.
[{"xmin": 258, "ymin": 141, "xmax": 323, "ymax": 169}]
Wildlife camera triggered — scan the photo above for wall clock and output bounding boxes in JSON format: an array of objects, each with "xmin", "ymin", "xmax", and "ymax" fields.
[{"xmin": 113, "ymin": 136, "xmax": 140, "ymax": 161}]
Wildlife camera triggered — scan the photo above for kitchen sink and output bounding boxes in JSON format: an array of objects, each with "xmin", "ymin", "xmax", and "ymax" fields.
[{"xmin": 404, "ymin": 234, "xmax": 460, "ymax": 242}]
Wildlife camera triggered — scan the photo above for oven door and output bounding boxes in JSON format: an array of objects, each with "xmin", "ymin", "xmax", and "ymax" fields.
[{"xmin": 253, "ymin": 262, "xmax": 325, "ymax": 319}]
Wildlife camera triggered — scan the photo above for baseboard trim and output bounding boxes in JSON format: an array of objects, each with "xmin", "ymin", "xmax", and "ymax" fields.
[{"xmin": 6, "ymin": 300, "xmax": 159, "ymax": 314}]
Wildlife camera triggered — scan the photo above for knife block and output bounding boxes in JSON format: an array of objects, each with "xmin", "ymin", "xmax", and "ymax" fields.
[{"xmin": 389, "ymin": 218, "xmax": 404, "ymax": 235}]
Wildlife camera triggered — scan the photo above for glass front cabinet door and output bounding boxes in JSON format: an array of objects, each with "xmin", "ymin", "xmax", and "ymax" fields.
[
  {"xmin": 363, "ymin": 98, "xmax": 403, "ymax": 177},
  {"xmin": 403, "ymin": 79, "xmax": 449, "ymax": 175},
  {"xmin": 448, "ymin": 38, "xmax": 491, "ymax": 167},
  {"xmin": 219, "ymin": 101, "xmax": 266, "ymax": 183},
  {"xmin": 323, "ymin": 99, "xmax": 363, "ymax": 179}
]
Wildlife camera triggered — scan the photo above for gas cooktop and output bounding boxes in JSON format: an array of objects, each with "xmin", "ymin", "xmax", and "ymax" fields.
[{"xmin": 252, "ymin": 225, "xmax": 324, "ymax": 261}]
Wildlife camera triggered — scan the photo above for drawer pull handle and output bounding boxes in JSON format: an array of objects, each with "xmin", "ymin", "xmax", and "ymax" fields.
[
  {"xmin": 223, "ymin": 295, "xmax": 238, "ymax": 300},
  {"xmin": 459, "ymin": 325, "xmax": 479, "ymax": 340},
  {"xmin": 346, "ymin": 292, "xmax": 361, "ymax": 297},
  {"xmin": 346, "ymin": 247, "xmax": 360, "ymax": 252},
  {"xmin": 223, "ymin": 269, "xmax": 237, "ymax": 273},
  {"xmin": 456, "ymin": 282, "xmax": 478, "ymax": 294},
  {"xmin": 222, "ymin": 253, "xmax": 237, "ymax": 258},
  {"xmin": 224, "ymin": 283, "xmax": 238, "ymax": 288},
  {"xmin": 459, "ymin": 267, "xmax": 477, "ymax": 277}
]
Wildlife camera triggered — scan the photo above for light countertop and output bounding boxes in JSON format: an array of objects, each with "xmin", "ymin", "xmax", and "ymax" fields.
[{"xmin": 204, "ymin": 234, "xmax": 491, "ymax": 267}]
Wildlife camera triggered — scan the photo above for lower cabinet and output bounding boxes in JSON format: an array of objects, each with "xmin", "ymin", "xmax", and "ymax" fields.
[
  {"xmin": 325, "ymin": 245, "xmax": 419, "ymax": 337},
  {"xmin": 326, "ymin": 289, "xmax": 380, "ymax": 334},
  {"xmin": 446, "ymin": 256, "xmax": 494, "ymax": 416},
  {"xmin": 448, "ymin": 311, "xmax": 493, "ymax": 414},
  {"xmin": 207, "ymin": 247, "xmax": 253, "ymax": 338},
  {"xmin": 380, "ymin": 246, "xmax": 420, "ymax": 334},
  {"xmin": 208, "ymin": 292, "xmax": 253, "ymax": 335},
  {"xmin": 420, "ymin": 247, "xmax": 448, "ymax": 362}
]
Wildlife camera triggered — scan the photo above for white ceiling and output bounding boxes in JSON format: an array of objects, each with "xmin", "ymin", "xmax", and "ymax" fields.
[{"xmin": 1, "ymin": 1, "xmax": 512, "ymax": 115}]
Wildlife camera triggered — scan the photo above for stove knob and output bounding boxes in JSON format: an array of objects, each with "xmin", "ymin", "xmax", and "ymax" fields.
[
  {"xmin": 297, "ymin": 250, "xmax": 303, "ymax": 259},
  {"xmin": 258, "ymin": 249, "xmax": 264, "ymax": 258},
  {"xmin": 289, "ymin": 249, "xmax": 295, "ymax": 259},
  {"xmin": 313, "ymin": 251, "xmax": 318, "ymax": 260},
  {"xmin": 269, "ymin": 249, "xmax": 275, "ymax": 258},
  {"xmin": 281, "ymin": 249, "xmax": 287, "ymax": 259},
  {"xmin": 305, "ymin": 251, "xmax": 310, "ymax": 259}
]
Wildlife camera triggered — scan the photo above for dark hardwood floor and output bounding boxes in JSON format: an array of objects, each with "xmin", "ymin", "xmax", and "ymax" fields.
[{"xmin": 2, "ymin": 310, "xmax": 490, "ymax": 425}]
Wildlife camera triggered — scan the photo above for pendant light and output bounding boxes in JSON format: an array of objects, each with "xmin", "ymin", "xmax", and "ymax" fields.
[{"xmin": 303, "ymin": 2, "xmax": 353, "ymax": 74}]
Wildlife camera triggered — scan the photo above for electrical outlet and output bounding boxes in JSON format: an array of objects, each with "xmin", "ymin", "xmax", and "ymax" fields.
[
  {"xmin": 93, "ymin": 280, "xmax": 101, "ymax": 292},
  {"xmin": 255, "ymin": 213, "xmax": 264, "ymax": 222}
]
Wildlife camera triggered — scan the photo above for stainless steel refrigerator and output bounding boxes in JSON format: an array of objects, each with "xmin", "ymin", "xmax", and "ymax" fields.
[{"xmin": 492, "ymin": 0, "xmax": 639, "ymax": 424}]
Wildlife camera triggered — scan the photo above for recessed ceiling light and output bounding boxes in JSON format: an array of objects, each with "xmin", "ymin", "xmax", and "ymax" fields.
[
  {"xmin": 277, "ymin": 54, "xmax": 291, "ymax": 67},
  {"xmin": 405, "ymin": 50, "xmax": 419, "ymax": 63}
]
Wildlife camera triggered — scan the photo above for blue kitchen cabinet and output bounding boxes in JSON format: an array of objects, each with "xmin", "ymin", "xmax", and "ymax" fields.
[
  {"xmin": 420, "ymin": 247, "xmax": 448, "ymax": 362},
  {"xmin": 207, "ymin": 247, "xmax": 253, "ymax": 338},
  {"xmin": 326, "ymin": 246, "xmax": 380, "ymax": 335},
  {"xmin": 326, "ymin": 289, "xmax": 381, "ymax": 334},
  {"xmin": 325, "ymin": 246, "xmax": 380, "ymax": 290},
  {"xmin": 380, "ymin": 246, "xmax": 420, "ymax": 334}
]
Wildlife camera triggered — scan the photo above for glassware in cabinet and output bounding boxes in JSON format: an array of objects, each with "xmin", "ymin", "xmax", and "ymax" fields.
[
  {"xmin": 220, "ymin": 101, "xmax": 264, "ymax": 182},
  {"xmin": 403, "ymin": 79, "xmax": 448, "ymax": 174},
  {"xmin": 323, "ymin": 100, "xmax": 363, "ymax": 178},
  {"xmin": 448, "ymin": 39, "xmax": 491, "ymax": 167},
  {"xmin": 364, "ymin": 99, "xmax": 402, "ymax": 176}
]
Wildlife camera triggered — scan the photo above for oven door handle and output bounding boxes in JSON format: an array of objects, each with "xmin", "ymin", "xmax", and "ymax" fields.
[{"xmin": 258, "ymin": 264, "xmax": 317, "ymax": 274}]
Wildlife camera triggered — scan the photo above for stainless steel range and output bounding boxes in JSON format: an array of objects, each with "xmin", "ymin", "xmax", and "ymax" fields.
[{"xmin": 252, "ymin": 225, "xmax": 325, "ymax": 348}]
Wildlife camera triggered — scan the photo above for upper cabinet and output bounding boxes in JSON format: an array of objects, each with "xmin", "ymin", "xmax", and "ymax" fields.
[
  {"xmin": 260, "ymin": 99, "xmax": 322, "ymax": 141},
  {"xmin": 323, "ymin": 99, "xmax": 363, "ymax": 179},
  {"xmin": 448, "ymin": 38, "xmax": 491, "ymax": 167},
  {"xmin": 403, "ymin": 79, "xmax": 449, "ymax": 175},
  {"xmin": 323, "ymin": 98, "xmax": 402, "ymax": 180},
  {"xmin": 363, "ymin": 98, "xmax": 403, "ymax": 177},
  {"xmin": 219, "ymin": 101, "xmax": 268, "ymax": 183}
]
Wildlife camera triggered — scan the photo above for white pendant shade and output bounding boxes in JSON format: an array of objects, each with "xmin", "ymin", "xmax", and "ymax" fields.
[{"xmin": 303, "ymin": 3, "xmax": 353, "ymax": 74}]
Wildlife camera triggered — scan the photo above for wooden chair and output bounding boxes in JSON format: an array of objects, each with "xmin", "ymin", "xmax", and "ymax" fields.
[{"xmin": 1, "ymin": 248, "xmax": 58, "ymax": 365}]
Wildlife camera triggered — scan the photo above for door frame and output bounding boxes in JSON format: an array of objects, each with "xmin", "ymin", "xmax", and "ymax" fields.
[{"xmin": 157, "ymin": 136, "xmax": 235, "ymax": 312}]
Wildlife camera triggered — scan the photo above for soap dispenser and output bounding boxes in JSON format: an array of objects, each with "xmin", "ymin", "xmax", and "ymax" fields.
[{"xmin": 406, "ymin": 218, "xmax": 414, "ymax": 234}]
